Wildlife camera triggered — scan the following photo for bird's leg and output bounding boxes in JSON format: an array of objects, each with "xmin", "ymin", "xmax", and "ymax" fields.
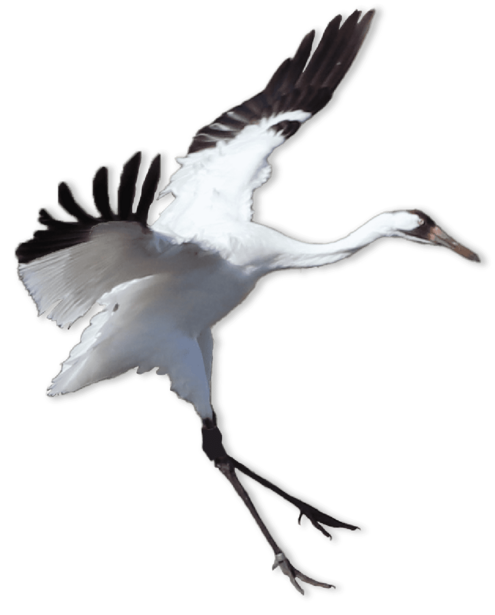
[
  {"xmin": 203, "ymin": 419, "xmax": 361, "ymax": 540},
  {"xmin": 202, "ymin": 418, "xmax": 334, "ymax": 594},
  {"xmin": 229, "ymin": 457, "xmax": 359, "ymax": 538}
]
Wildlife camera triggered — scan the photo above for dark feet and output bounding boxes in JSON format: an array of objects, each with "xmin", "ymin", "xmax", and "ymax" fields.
[
  {"xmin": 272, "ymin": 553, "xmax": 335, "ymax": 596},
  {"xmin": 201, "ymin": 418, "xmax": 358, "ymax": 593},
  {"xmin": 297, "ymin": 500, "xmax": 359, "ymax": 538}
]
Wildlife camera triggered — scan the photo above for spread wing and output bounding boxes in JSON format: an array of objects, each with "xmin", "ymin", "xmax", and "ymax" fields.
[
  {"xmin": 16, "ymin": 152, "xmax": 179, "ymax": 328},
  {"xmin": 156, "ymin": 10, "xmax": 374, "ymax": 233}
]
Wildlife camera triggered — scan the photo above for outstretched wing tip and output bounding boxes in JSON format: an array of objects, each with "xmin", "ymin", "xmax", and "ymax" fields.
[
  {"xmin": 16, "ymin": 152, "xmax": 162, "ymax": 266},
  {"xmin": 162, "ymin": 11, "xmax": 375, "ymax": 224}
]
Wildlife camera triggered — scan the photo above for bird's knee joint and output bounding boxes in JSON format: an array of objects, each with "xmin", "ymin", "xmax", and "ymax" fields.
[{"xmin": 202, "ymin": 424, "xmax": 227, "ymax": 461}]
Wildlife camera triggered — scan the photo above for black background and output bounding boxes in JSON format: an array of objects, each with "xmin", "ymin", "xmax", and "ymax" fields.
[{"xmin": 8, "ymin": 2, "xmax": 492, "ymax": 613}]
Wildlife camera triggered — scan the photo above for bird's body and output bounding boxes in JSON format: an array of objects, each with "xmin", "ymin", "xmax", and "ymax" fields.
[
  {"xmin": 16, "ymin": 10, "xmax": 479, "ymax": 593},
  {"xmin": 19, "ymin": 201, "xmax": 474, "ymax": 412}
]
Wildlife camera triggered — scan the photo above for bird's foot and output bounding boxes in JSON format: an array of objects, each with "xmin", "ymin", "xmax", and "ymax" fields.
[
  {"xmin": 227, "ymin": 456, "xmax": 358, "ymax": 539},
  {"xmin": 272, "ymin": 552, "xmax": 334, "ymax": 595},
  {"xmin": 296, "ymin": 502, "xmax": 359, "ymax": 539}
]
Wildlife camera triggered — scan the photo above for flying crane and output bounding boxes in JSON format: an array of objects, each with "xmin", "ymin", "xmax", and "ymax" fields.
[{"xmin": 16, "ymin": 10, "xmax": 479, "ymax": 593}]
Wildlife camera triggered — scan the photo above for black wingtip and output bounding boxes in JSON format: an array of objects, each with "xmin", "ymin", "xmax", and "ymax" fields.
[
  {"xmin": 117, "ymin": 150, "xmax": 143, "ymax": 220},
  {"xmin": 17, "ymin": 151, "xmax": 161, "ymax": 266},
  {"xmin": 135, "ymin": 154, "xmax": 161, "ymax": 224},
  {"xmin": 93, "ymin": 166, "xmax": 114, "ymax": 220},
  {"xmin": 186, "ymin": 11, "xmax": 377, "ymax": 156},
  {"xmin": 58, "ymin": 182, "xmax": 95, "ymax": 223}
]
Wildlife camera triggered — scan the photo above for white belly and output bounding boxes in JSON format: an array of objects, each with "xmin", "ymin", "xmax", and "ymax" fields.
[{"xmin": 151, "ymin": 246, "xmax": 259, "ymax": 336}]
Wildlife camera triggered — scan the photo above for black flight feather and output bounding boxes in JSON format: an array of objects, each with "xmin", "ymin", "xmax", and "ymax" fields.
[{"xmin": 118, "ymin": 152, "xmax": 141, "ymax": 220}]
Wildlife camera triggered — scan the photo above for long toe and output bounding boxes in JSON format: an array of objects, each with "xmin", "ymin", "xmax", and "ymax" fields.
[
  {"xmin": 272, "ymin": 553, "xmax": 335, "ymax": 595},
  {"xmin": 297, "ymin": 502, "xmax": 359, "ymax": 537}
]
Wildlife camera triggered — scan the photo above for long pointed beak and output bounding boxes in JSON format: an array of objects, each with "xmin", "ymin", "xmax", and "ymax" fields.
[{"xmin": 429, "ymin": 226, "xmax": 480, "ymax": 262}]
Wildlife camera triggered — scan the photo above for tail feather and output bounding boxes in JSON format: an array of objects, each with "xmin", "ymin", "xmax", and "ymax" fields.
[
  {"xmin": 48, "ymin": 274, "xmax": 214, "ymax": 420},
  {"xmin": 48, "ymin": 277, "xmax": 157, "ymax": 395}
]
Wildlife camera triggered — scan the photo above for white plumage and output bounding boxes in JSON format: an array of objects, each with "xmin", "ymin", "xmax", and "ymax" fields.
[{"xmin": 16, "ymin": 10, "xmax": 479, "ymax": 593}]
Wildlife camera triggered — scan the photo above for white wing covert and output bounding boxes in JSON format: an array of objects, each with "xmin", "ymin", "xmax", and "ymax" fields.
[{"xmin": 157, "ymin": 10, "xmax": 374, "ymax": 232}]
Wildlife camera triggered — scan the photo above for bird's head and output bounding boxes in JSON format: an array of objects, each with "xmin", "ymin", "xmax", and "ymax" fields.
[{"xmin": 384, "ymin": 209, "xmax": 480, "ymax": 262}]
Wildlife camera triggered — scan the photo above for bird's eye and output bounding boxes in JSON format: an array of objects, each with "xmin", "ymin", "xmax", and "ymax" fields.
[{"xmin": 417, "ymin": 218, "xmax": 424, "ymax": 225}]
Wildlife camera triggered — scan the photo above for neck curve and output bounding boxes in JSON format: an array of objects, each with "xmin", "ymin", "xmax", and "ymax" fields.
[{"xmin": 265, "ymin": 213, "xmax": 393, "ymax": 271}]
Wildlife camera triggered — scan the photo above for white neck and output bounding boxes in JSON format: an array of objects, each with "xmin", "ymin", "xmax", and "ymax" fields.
[{"xmin": 263, "ymin": 213, "xmax": 394, "ymax": 272}]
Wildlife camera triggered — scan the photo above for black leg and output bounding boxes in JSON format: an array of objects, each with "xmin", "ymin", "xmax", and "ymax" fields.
[
  {"xmin": 229, "ymin": 457, "xmax": 359, "ymax": 538},
  {"xmin": 202, "ymin": 419, "xmax": 336, "ymax": 594}
]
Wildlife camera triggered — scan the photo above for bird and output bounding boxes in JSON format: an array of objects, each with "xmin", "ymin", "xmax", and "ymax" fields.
[{"xmin": 16, "ymin": 10, "xmax": 480, "ymax": 594}]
